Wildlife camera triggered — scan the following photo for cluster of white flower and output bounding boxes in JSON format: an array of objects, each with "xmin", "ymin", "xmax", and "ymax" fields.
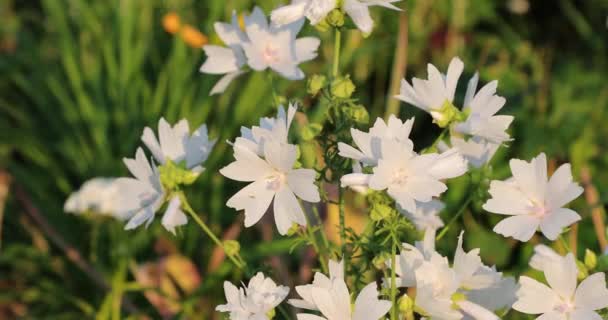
[
  {"xmin": 220, "ymin": 104, "xmax": 321, "ymax": 235},
  {"xmin": 200, "ymin": 7, "xmax": 321, "ymax": 95},
  {"xmin": 64, "ymin": 3, "xmax": 608, "ymax": 320},
  {"xmin": 338, "ymin": 115, "xmax": 467, "ymax": 231},
  {"xmin": 390, "ymin": 231, "xmax": 517, "ymax": 319}
]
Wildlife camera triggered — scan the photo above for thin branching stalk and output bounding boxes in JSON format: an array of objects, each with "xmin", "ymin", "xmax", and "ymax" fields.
[{"xmin": 181, "ymin": 198, "xmax": 245, "ymax": 269}]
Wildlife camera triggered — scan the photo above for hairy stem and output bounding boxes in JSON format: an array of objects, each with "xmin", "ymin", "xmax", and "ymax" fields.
[
  {"xmin": 339, "ymin": 186, "xmax": 347, "ymax": 268},
  {"xmin": 436, "ymin": 194, "xmax": 473, "ymax": 241}
]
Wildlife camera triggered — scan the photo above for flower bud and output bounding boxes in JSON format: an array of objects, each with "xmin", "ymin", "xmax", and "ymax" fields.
[
  {"xmin": 398, "ymin": 295, "xmax": 414, "ymax": 315},
  {"xmin": 159, "ymin": 159, "xmax": 201, "ymax": 190},
  {"xmin": 370, "ymin": 203, "xmax": 394, "ymax": 222},
  {"xmin": 372, "ymin": 252, "xmax": 391, "ymax": 270},
  {"xmin": 430, "ymin": 100, "xmax": 460, "ymax": 128},
  {"xmin": 576, "ymin": 260, "xmax": 589, "ymax": 281},
  {"xmin": 301, "ymin": 123, "xmax": 323, "ymax": 141},
  {"xmin": 349, "ymin": 104, "xmax": 369, "ymax": 127},
  {"xmin": 307, "ymin": 74, "xmax": 327, "ymax": 96},
  {"xmin": 223, "ymin": 240, "xmax": 241, "ymax": 257},
  {"xmin": 584, "ymin": 249, "xmax": 598, "ymax": 270},
  {"xmin": 326, "ymin": 9, "xmax": 345, "ymax": 27},
  {"xmin": 331, "ymin": 76, "xmax": 356, "ymax": 99},
  {"xmin": 286, "ymin": 223, "xmax": 301, "ymax": 236},
  {"xmin": 266, "ymin": 308, "xmax": 276, "ymax": 319}
]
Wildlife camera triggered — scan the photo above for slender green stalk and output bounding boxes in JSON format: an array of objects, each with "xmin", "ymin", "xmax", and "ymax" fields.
[
  {"xmin": 303, "ymin": 212, "xmax": 329, "ymax": 273},
  {"xmin": 313, "ymin": 205, "xmax": 331, "ymax": 250},
  {"xmin": 559, "ymin": 234, "xmax": 572, "ymax": 253},
  {"xmin": 333, "ymin": 29, "xmax": 342, "ymax": 78},
  {"xmin": 436, "ymin": 194, "xmax": 473, "ymax": 241},
  {"xmin": 339, "ymin": 186, "xmax": 347, "ymax": 266},
  {"xmin": 181, "ymin": 198, "xmax": 245, "ymax": 269},
  {"xmin": 268, "ymin": 72, "xmax": 279, "ymax": 108},
  {"xmin": 390, "ymin": 243, "xmax": 398, "ymax": 320}
]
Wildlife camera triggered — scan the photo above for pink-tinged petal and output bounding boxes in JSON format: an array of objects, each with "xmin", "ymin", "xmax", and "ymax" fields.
[
  {"xmin": 539, "ymin": 208, "xmax": 580, "ymax": 240},
  {"xmin": 569, "ymin": 309, "xmax": 603, "ymax": 320},
  {"xmin": 273, "ymin": 188, "xmax": 306, "ymax": 235},
  {"xmin": 546, "ymin": 163, "xmax": 583, "ymax": 208},
  {"xmin": 493, "ymin": 215, "xmax": 539, "ymax": 241},
  {"xmin": 287, "ymin": 169, "xmax": 320, "ymax": 203},
  {"xmin": 483, "ymin": 180, "xmax": 532, "ymax": 215},
  {"xmin": 513, "ymin": 276, "xmax": 560, "ymax": 314},
  {"xmin": 574, "ymin": 272, "xmax": 608, "ymax": 310},
  {"xmin": 509, "ymin": 153, "xmax": 547, "ymax": 202},
  {"xmin": 544, "ymin": 254, "xmax": 578, "ymax": 300},
  {"xmin": 226, "ymin": 180, "xmax": 275, "ymax": 227}
]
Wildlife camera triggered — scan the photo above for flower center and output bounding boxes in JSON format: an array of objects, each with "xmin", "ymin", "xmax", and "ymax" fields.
[
  {"xmin": 266, "ymin": 172, "xmax": 286, "ymax": 191},
  {"xmin": 530, "ymin": 202, "xmax": 550, "ymax": 218},
  {"xmin": 263, "ymin": 44, "xmax": 280, "ymax": 64},
  {"xmin": 391, "ymin": 168, "xmax": 409, "ymax": 186},
  {"xmin": 553, "ymin": 298, "xmax": 575, "ymax": 314}
]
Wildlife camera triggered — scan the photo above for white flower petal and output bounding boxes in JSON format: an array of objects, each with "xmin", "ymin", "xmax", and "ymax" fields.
[
  {"xmin": 287, "ymin": 169, "xmax": 320, "ymax": 203},
  {"xmin": 274, "ymin": 188, "xmax": 306, "ymax": 235},
  {"xmin": 493, "ymin": 215, "xmax": 539, "ymax": 241},
  {"xmin": 574, "ymin": 272, "xmax": 608, "ymax": 310},
  {"xmin": 513, "ymin": 276, "xmax": 560, "ymax": 314}
]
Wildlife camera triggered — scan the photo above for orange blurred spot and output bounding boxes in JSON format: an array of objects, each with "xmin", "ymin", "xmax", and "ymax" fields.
[
  {"xmin": 180, "ymin": 25, "xmax": 208, "ymax": 48},
  {"xmin": 162, "ymin": 12, "xmax": 181, "ymax": 34}
]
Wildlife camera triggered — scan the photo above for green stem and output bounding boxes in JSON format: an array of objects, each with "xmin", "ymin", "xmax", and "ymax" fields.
[
  {"xmin": 559, "ymin": 234, "xmax": 572, "ymax": 253},
  {"xmin": 333, "ymin": 28, "xmax": 342, "ymax": 78},
  {"xmin": 313, "ymin": 205, "xmax": 330, "ymax": 250},
  {"xmin": 390, "ymin": 243, "xmax": 398, "ymax": 320},
  {"xmin": 268, "ymin": 72, "xmax": 279, "ymax": 108},
  {"xmin": 304, "ymin": 212, "xmax": 329, "ymax": 274},
  {"xmin": 181, "ymin": 197, "xmax": 245, "ymax": 269},
  {"xmin": 436, "ymin": 194, "xmax": 473, "ymax": 241},
  {"xmin": 339, "ymin": 186, "xmax": 347, "ymax": 266}
]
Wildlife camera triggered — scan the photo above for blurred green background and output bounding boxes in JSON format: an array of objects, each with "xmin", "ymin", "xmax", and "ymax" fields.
[{"xmin": 1, "ymin": 0, "xmax": 607, "ymax": 319}]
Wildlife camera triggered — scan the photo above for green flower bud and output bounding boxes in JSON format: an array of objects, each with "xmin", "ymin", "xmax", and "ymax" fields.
[
  {"xmin": 159, "ymin": 159, "xmax": 200, "ymax": 190},
  {"xmin": 266, "ymin": 308, "xmax": 276, "ymax": 319},
  {"xmin": 326, "ymin": 9, "xmax": 345, "ymax": 27},
  {"xmin": 331, "ymin": 76, "xmax": 356, "ymax": 99},
  {"xmin": 286, "ymin": 223, "xmax": 301, "ymax": 236},
  {"xmin": 223, "ymin": 240, "xmax": 241, "ymax": 257},
  {"xmin": 584, "ymin": 249, "xmax": 598, "ymax": 270},
  {"xmin": 314, "ymin": 19, "xmax": 330, "ymax": 32},
  {"xmin": 301, "ymin": 123, "xmax": 323, "ymax": 141},
  {"xmin": 349, "ymin": 104, "xmax": 369, "ymax": 127},
  {"xmin": 372, "ymin": 252, "xmax": 391, "ymax": 270},
  {"xmin": 307, "ymin": 74, "xmax": 327, "ymax": 96},
  {"xmin": 576, "ymin": 260, "xmax": 589, "ymax": 281},
  {"xmin": 431, "ymin": 100, "xmax": 460, "ymax": 128},
  {"xmin": 398, "ymin": 295, "xmax": 415, "ymax": 315},
  {"xmin": 370, "ymin": 203, "xmax": 395, "ymax": 222}
]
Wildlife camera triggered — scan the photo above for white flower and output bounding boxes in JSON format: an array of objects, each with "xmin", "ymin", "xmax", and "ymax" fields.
[
  {"xmin": 201, "ymin": 7, "xmax": 320, "ymax": 95},
  {"xmin": 395, "ymin": 57, "xmax": 464, "ymax": 124},
  {"xmin": 482, "ymin": 153, "xmax": 584, "ymax": 241},
  {"xmin": 366, "ymin": 139, "xmax": 467, "ymax": 213},
  {"xmin": 220, "ymin": 140, "xmax": 320, "ymax": 235},
  {"xmin": 114, "ymin": 148, "xmax": 188, "ymax": 234},
  {"xmin": 237, "ymin": 103, "xmax": 298, "ymax": 156},
  {"xmin": 439, "ymin": 137, "xmax": 500, "ymax": 169},
  {"xmin": 271, "ymin": 0, "xmax": 402, "ymax": 34},
  {"xmin": 398, "ymin": 199, "xmax": 445, "ymax": 232},
  {"xmin": 271, "ymin": 0, "xmax": 335, "ymax": 26},
  {"xmin": 295, "ymin": 279, "xmax": 391, "ymax": 320},
  {"xmin": 141, "ymin": 118, "xmax": 216, "ymax": 173},
  {"xmin": 453, "ymin": 72, "xmax": 513, "ymax": 145},
  {"xmin": 217, "ymin": 272, "xmax": 289, "ymax": 320},
  {"xmin": 529, "ymin": 244, "xmax": 562, "ymax": 271},
  {"xmin": 64, "ymin": 178, "xmax": 127, "ymax": 219},
  {"xmin": 338, "ymin": 115, "xmax": 414, "ymax": 167},
  {"xmin": 513, "ymin": 253, "xmax": 608, "ymax": 319},
  {"xmin": 289, "ymin": 259, "xmax": 344, "ymax": 310}
]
